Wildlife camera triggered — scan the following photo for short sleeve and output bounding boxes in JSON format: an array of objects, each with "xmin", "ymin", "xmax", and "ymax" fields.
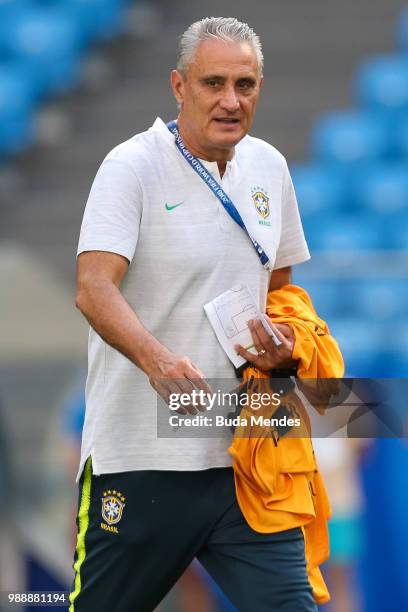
[
  {"xmin": 274, "ymin": 162, "xmax": 310, "ymax": 270},
  {"xmin": 77, "ymin": 157, "xmax": 143, "ymax": 263}
]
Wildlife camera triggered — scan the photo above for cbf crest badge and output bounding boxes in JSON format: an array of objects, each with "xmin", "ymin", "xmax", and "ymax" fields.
[
  {"xmin": 101, "ymin": 490, "xmax": 126, "ymax": 526},
  {"xmin": 251, "ymin": 187, "xmax": 270, "ymax": 219}
]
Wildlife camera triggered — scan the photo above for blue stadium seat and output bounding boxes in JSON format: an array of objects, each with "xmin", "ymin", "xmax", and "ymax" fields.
[
  {"xmin": 299, "ymin": 278, "xmax": 407, "ymax": 325},
  {"xmin": 329, "ymin": 318, "xmax": 384, "ymax": 377},
  {"xmin": 329, "ymin": 319, "xmax": 407, "ymax": 376},
  {"xmin": 306, "ymin": 213, "xmax": 381, "ymax": 252},
  {"xmin": 298, "ymin": 277, "xmax": 374, "ymax": 328},
  {"xmin": 291, "ymin": 164, "xmax": 349, "ymax": 217},
  {"xmin": 355, "ymin": 279, "xmax": 408, "ymax": 322},
  {"xmin": 0, "ymin": 62, "xmax": 37, "ymax": 155},
  {"xmin": 391, "ymin": 219, "xmax": 408, "ymax": 249},
  {"xmin": 0, "ymin": 112, "xmax": 34, "ymax": 157},
  {"xmin": 0, "ymin": 0, "xmax": 27, "ymax": 18},
  {"xmin": 60, "ymin": 0, "xmax": 129, "ymax": 45},
  {"xmin": 0, "ymin": 1, "xmax": 31, "ymax": 57},
  {"xmin": 395, "ymin": 114, "xmax": 408, "ymax": 158},
  {"xmin": 369, "ymin": 351, "xmax": 408, "ymax": 377},
  {"xmin": 299, "ymin": 279, "xmax": 358, "ymax": 320},
  {"xmin": 311, "ymin": 110, "xmax": 391, "ymax": 166},
  {"xmin": 355, "ymin": 55, "xmax": 408, "ymax": 117},
  {"xmin": 352, "ymin": 163, "xmax": 408, "ymax": 218},
  {"xmin": 2, "ymin": 6, "xmax": 83, "ymax": 97}
]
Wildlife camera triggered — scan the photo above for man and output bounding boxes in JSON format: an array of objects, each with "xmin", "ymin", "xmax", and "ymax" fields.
[{"xmin": 69, "ymin": 17, "xmax": 315, "ymax": 612}]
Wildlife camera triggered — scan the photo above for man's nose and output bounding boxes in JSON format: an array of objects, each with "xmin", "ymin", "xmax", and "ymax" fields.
[{"xmin": 219, "ymin": 86, "xmax": 240, "ymax": 112}]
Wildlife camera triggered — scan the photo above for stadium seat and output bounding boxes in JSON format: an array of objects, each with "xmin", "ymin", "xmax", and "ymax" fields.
[
  {"xmin": 370, "ymin": 350, "xmax": 408, "ymax": 377},
  {"xmin": 306, "ymin": 213, "xmax": 381, "ymax": 252},
  {"xmin": 355, "ymin": 54, "xmax": 408, "ymax": 117},
  {"xmin": 59, "ymin": 0, "xmax": 129, "ymax": 45},
  {"xmin": 0, "ymin": 1, "xmax": 131, "ymax": 161},
  {"xmin": 352, "ymin": 163, "xmax": 408, "ymax": 217},
  {"xmin": 311, "ymin": 110, "xmax": 391, "ymax": 166},
  {"xmin": 305, "ymin": 279, "xmax": 408, "ymax": 323},
  {"xmin": 298, "ymin": 279, "xmax": 358, "ymax": 320},
  {"xmin": 390, "ymin": 219, "xmax": 408, "ymax": 249},
  {"xmin": 0, "ymin": 61, "xmax": 37, "ymax": 115},
  {"xmin": 0, "ymin": 62, "xmax": 37, "ymax": 155},
  {"xmin": 355, "ymin": 279, "xmax": 408, "ymax": 322},
  {"xmin": 291, "ymin": 163, "xmax": 349, "ymax": 217},
  {"xmin": 0, "ymin": 112, "xmax": 35, "ymax": 157},
  {"xmin": 329, "ymin": 317, "xmax": 384, "ymax": 377},
  {"xmin": 395, "ymin": 114, "xmax": 408, "ymax": 158},
  {"xmin": 1, "ymin": 6, "xmax": 83, "ymax": 97},
  {"xmin": 329, "ymin": 319, "xmax": 408, "ymax": 377},
  {"xmin": 0, "ymin": 1, "xmax": 31, "ymax": 57}
]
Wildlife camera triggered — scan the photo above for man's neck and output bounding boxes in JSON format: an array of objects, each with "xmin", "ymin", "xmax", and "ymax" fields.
[
  {"xmin": 217, "ymin": 162, "xmax": 227, "ymax": 177},
  {"xmin": 177, "ymin": 119, "xmax": 233, "ymax": 177}
]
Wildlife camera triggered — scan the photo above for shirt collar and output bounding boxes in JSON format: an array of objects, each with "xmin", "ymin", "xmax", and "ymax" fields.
[
  {"xmin": 152, "ymin": 117, "xmax": 237, "ymax": 177},
  {"xmin": 150, "ymin": 117, "xmax": 176, "ymax": 145}
]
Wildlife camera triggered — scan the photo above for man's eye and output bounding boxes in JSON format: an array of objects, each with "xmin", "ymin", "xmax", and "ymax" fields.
[
  {"xmin": 239, "ymin": 81, "xmax": 254, "ymax": 90},
  {"xmin": 207, "ymin": 80, "xmax": 219, "ymax": 87}
]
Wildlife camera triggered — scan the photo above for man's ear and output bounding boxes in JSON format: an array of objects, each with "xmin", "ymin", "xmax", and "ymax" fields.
[
  {"xmin": 170, "ymin": 70, "xmax": 185, "ymax": 105},
  {"xmin": 259, "ymin": 75, "xmax": 264, "ymax": 90}
]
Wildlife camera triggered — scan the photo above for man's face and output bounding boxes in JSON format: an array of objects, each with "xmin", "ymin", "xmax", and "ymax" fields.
[{"xmin": 171, "ymin": 38, "xmax": 263, "ymax": 155}]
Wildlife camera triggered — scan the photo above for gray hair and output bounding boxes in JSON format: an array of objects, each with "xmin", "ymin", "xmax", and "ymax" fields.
[{"xmin": 177, "ymin": 17, "xmax": 264, "ymax": 77}]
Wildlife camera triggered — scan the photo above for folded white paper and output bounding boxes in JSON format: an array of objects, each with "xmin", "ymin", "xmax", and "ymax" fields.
[{"xmin": 204, "ymin": 283, "xmax": 281, "ymax": 368}]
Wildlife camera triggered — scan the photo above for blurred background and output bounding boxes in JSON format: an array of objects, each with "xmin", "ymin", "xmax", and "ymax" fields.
[{"xmin": 0, "ymin": 1, "xmax": 407, "ymax": 611}]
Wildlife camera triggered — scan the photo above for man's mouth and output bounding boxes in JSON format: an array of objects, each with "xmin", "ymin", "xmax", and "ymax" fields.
[{"xmin": 213, "ymin": 118, "xmax": 240, "ymax": 124}]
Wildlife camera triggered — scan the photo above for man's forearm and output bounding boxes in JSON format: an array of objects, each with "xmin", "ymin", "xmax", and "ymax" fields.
[{"xmin": 76, "ymin": 280, "xmax": 166, "ymax": 375}]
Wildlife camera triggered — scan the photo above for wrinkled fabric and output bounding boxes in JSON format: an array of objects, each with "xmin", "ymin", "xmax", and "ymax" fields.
[{"xmin": 229, "ymin": 285, "xmax": 344, "ymax": 605}]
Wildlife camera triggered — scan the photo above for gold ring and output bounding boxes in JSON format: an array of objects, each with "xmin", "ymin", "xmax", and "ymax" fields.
[{"xmin": 257, "ymin": 348, "xmax": 267, "ymax": 357}]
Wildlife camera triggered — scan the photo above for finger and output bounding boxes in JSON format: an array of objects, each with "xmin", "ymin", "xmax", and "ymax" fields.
[
  {"xmin": 184, "ymin": 375, "xmax": 212, "ymax": 412},
  {"xmin": 155, "ymin": 380, "xmax": 187, "ymax": 415},
  {"xmin": 252, "ymin": 319, "xmax": 289, "ymax": 355},
  {"xmin": 154, "ymin": 380, "xmax": 171, "ymax": 406},
  {"xmin": 274, "ymin": 323, "xmax": 295, "ymax": 342},
  {"xmin": 234, "ymin": 343, "xmax": 260, "ymax": 364},
  {"xmin": 166, "ymin": 379, "xmax": 198, "ymax": 414},
  {"xmin": 185, "ymin": 364, "xmax": 213, "ymax": 395},
  {"xmin": 186, "ymin": 386, "xmax": 208, "ymax": 412},
  {"xmin": 175, "ymin": 376, "xmax": 196, "ymax": 396},
  {"xmin": 249, "ymin": 319, "xmax": 273, "ymax": 352},
  {"xmin": 167, "ymin": 381, "xmax": 191, "ymax": 414},
  {"xmin": 268, "ymin": 322, "xmax": 292, "ymax": 348},
  {"xmin": 257, "ymin": 316, "xmax": 283, "ymax": 346},
  {"xmin": 172, "ymin": 380, "xmax": 198, "ymax": 415},
  {"xmin": 184, "ymin": 405, "xmax": 197, "ymax": 415},
  {"xmin": 247, "ymin": 320, "xmax": 263, "ymax": 353},
  {"xmin": 250, "ymin": 321, "xmax": 286, "ymax": 363}
]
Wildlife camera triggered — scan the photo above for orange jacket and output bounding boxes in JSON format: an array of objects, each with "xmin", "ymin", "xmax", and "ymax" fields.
[{"xmin": 229, "ymin": 284, "xmax": 344, "ymax": 605}]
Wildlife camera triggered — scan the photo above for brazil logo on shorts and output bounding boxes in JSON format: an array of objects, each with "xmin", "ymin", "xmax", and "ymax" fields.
[
  {"xmin": 251, "ymin": 188, "xmax": 270, "ymax": 219},
  {"xmin": 101, "ymin": 490, "xmax": 126, "ymax": 525}
]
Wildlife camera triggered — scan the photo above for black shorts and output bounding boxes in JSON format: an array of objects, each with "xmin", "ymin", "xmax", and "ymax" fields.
[{"xmin": 68, "ymin": 457, "xmax": 317, "ymax": 612}]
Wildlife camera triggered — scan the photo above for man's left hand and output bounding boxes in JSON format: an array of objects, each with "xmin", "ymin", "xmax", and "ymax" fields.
[{"xmin": 234, "ymin": 319, "xmax": 297, "ymax": 372}]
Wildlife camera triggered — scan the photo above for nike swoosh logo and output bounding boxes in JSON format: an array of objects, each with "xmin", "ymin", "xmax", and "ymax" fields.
[{"xmin": 165, "ymin": 201, "xmax": 184, "ymax": 211}]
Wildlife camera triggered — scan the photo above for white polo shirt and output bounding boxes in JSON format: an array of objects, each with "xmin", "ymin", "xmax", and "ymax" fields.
[{"xmin": 76, "ymin": 117, "xmax": 310, "ymax": 481}]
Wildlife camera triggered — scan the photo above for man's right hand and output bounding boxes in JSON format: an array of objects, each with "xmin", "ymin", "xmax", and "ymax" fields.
[{"xmin": 144, "ymin": 348, "xmax": 212, "ymax": 415}]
